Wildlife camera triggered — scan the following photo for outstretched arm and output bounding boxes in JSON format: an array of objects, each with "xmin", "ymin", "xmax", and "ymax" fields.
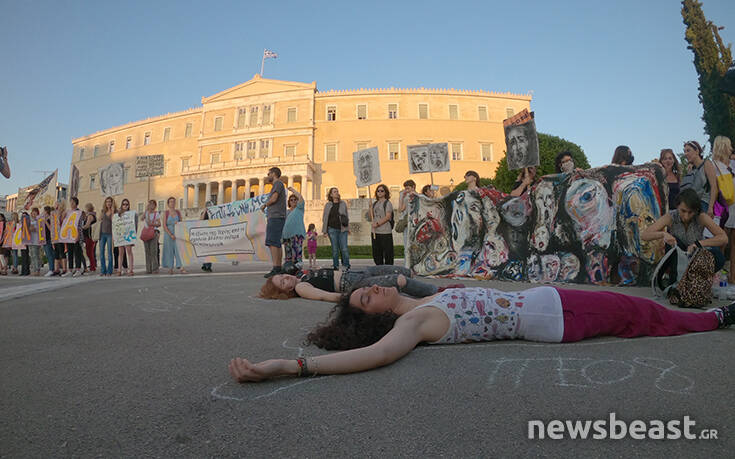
[
  {"xmin": 294, "ymin": 282, "xmax": 342, "ymax": 302},
  {"xmin": 229, "ymin": 313, "xmax": 427, "ymax": 382}
]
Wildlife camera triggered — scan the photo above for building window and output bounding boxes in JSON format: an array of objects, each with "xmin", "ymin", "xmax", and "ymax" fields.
[
  {"xmin": 214, "ymin": 116, "xmax": 223, "ymax": 132},
  {"xmin": 79, "ymin": 147, "xmax": 85, "ymax": 160},
  {"xmin": 284, "ymin": 145, "xmax": 296, "ymax": 157},
  {"xmin": 390, "ymin": 186, "xmax": 400, "ymax": 198},
  {"xmin": 123, "ymin": 166, "xmax": 130, "ymax": 183},
  {"xmin": 126, "ymin": 136, "xmax": 132, "ymax": 149},
  {"xmin": 144, "ymin": 132, "xmax": 151, "ymax": 145},
  {"xmin": 179, "ymin": 198, "xmax": 184, "ymax": 209},
  {"xmin": 481, "ymin": 143, "xmax": 494, "ymax": 161},
  {"xmin": 449, "ymin": 104, "xmax": 459, "ymax": 120},
  {"xmin": 356, "ymin": 142, "xmax": 368, "ymax": 151},
  {"xmin": 259, "ymin": 140, "xmax": 270, "ymax": 158},
  {"xmin": 357, "ymin": 187, "xmax": 368, "ymax": 198},
  {"xmin": 325, "ymin": 144, "xmax": 337, "ymax": 161},
  {"xmin": 418, "ymin": 104, "xmax": 428, "ymax": 119},
  {"xmin": 327, "ymin": 106, "xmax": 337, "ymax": 121},
  {"xmin": 478, "ymin": 106, "xmax": 488, "ymax": 121},
  {"xmin": 388, "ymin": 142, "xmax": 399, "ymax": 160},
  {"xmin": 137, "ymin": 203, "xmax": 144, "ymax": 214},
  {"xmin": 451, "ymin": 143, "xmax": 463, "ymax": 161},
  {"xmin": 357, "ymin": 104, "xmax": 367, "ymax": 120},
  {"xmin": 388, "ymin": 103, "xmax": 398, "ymax": 119},
  {"xmin": 185, "ymin": 123, "xmax": 193, "ymax": 138},
  {"xmin": 249, "ymin": 106, "xmax": 259, "ymax": 127},
  {"xmin": 211, "ymin": 152, "xmax": 221, "ymax": 164},
  {"xmin": 237, "ymin": 108, "xmax": 247, "ymax": 128},
  {"xmin": 109, "ymin": 140, "xmax": 115, "ymax": 153},
  {"xmin": 163, "ymin": 127, "xmax": 171, "ymax": 142},
  {"xmin": 287, "ymin": 107, "xmax": 297, "ymax": 122},
  {"xmin": 89, "ymin": 174, "xmax": 96, "ymax": 190},
  {"xmin": 181, "ymin": 157, "xmax": 189, "ymax": 171},
  {"xmin": 158, "ymin": 200, "xmax": 164, "ymax": 211},
  {"xmin": 93, "ymin": 144, "xmax": 100, "ymax": 157},
  {"xmin": 262, "ymin": 105, "xmax": 271, "ymax": 124},
  {"xmin": 506, "ymin": 107, "xmax": 514, "ymax": 119},
  {"xmin": 234, "ymin": 142, "xmax": 244, "ymax": 160}
]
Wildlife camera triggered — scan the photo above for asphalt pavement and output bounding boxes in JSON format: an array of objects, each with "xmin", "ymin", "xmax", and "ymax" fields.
[{"xmin": 1, "ymin": 261, "xmax": 733, "ymax": 457}]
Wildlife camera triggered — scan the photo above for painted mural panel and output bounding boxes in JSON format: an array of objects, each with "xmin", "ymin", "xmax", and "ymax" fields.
[{"xmin": 406, "ymin": 164, "xmax": 667, "ymax": 286}]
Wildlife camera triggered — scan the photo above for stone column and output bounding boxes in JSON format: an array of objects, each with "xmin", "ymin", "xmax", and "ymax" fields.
[
  {"xmin": 288, "ymin": 176, "xmax": 294, "ymax": 189},
  {"xmin": 305, "ymin": 179, "xmax": 312, "ymax": 200},
  {"xmin": 183, "ymin": 184, "xmax": 189, "ymax": 209},
  {"xmin": 258, "ymin": 177, "xmax": 265, "ymax": 196},
  {"xmin": 193, "ymin": 183, "xmax": 200, "ymax": 209},
  {"xmin": 205, "ymin": 182, "xmax": 212, "ymax": 206},
  {"xmin": 217, "ymin": 182, "xmax": 224, "ymax": 206},
  {"xmin": 231, "ymin": 180, "xmax": 238, "ymax": 202}
]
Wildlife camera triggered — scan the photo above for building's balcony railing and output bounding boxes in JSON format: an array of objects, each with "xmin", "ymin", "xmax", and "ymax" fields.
[{"xmin": 181, "ymin": 154, "xmax": 311, "ymax": 175}]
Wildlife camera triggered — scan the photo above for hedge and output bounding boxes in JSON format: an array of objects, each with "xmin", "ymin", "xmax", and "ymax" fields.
[{"xmin": 315, "ymin": 245, "xmax": 404, "ymax": 259}]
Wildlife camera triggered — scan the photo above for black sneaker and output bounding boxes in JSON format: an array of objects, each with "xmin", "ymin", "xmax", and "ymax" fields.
[
  {"xmin": 264, "ymin": 267, "xmax": 282, "ymax": 278},
  {"xmin": 715, "ymin": 303, "xmax": 735, "ymax": 328}
]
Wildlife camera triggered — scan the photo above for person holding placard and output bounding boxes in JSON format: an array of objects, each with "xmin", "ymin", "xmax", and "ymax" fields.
[
  {"xmin": 63, "ymin": 197, "xmax": 84, "ymax": 277},
  {"xmin": 28, "ymin": 208, "xmax": 43, "ymax": 276},
  {"xmin": 41, "ymin": 206, "xmax": 56, "ymax": 277},
  {"xmin": 115, "ymin": 198, "xmax": 136, "ymax": 276},
  {"xmin": 371, "ymin": 184, "xmax": 394, "ymax": 266},
  {"xmin": 0, "ymin": 214, "xmax": 8, "ymax": 275},
  {"xmin": 51, "ymin": 201, "xmax": 68, "ymax": 276},
  {"xmin": 19, "ymin": 212, "xmax": 31, "ymax": 276}
]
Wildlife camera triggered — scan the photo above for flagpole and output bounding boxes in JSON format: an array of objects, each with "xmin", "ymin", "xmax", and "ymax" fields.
[{"xmin": 260, "ymin": 49, "xmax": 265, "ymax": 76}]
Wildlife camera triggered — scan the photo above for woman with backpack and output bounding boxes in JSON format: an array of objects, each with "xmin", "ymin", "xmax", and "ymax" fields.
[
  {"xmin": 681, "ymin": 140, "xmax": 718, "ymax": 218},
  {"xmin": 370, "ymin": 184, "xmax": 394, "ymax": 265}
]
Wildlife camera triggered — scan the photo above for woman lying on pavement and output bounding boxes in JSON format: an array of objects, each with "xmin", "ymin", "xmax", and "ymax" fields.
[
  {"xmin": 258, "ymin": 265, "xmax": 442, "ymax": 302},
  {"xmin": 230, "ymin": 285, "xmax": 734, "ymax": 382}
]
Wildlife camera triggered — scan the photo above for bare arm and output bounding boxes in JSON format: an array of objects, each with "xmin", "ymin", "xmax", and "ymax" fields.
[
  {"xmin": 0, "ymin": 147, "xmax": 9, "ymax": 178},
  {"xmin": 640, "ymin": 214, "xmax": 674, "ymax": 244},
  {"xmin": 294, "ymin": 282, "xmax": 342, "ymax": 302},
  {"xmin": 287, "ymin": 186, "xmax": 303, "ymax": 203},
  {"xmin": 697, "ymin": 213, "xmax": 728, "ymax": 247},
  {"xmin": 229, "ymin": 313, "xmax": 429, "ymax": 382}
]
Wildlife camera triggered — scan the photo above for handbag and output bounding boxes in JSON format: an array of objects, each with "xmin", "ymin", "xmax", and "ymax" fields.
[
  {"xmin": 338, "ymin": 203, "xmax": 349, "ymax": 227},
  {"xmin": 667, "ymin": 248, "xmax": 715, "ymax": 308},
  {"xmin": 394, "ymin": 214, "xmax": 408, "ymax": 233},
  {"xmin": 714, "ymin": 162, "xmax": 735, "ymax": 205},
  {"xmin": 140, "ymin": 212, "xmax": 157, "ymax": 242}
]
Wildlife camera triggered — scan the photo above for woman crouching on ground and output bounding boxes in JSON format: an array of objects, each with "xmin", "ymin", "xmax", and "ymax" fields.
[
  {"xmin": 230, "ymin": 285, "xmax": 734, "ymax": 381},
  {"xmin": 259, "ymin": 265, "xmax": 441, "ymax": 302}
]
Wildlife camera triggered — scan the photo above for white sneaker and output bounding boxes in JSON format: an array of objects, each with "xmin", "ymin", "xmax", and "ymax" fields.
[
  {"xmin": 62, "ymin": 271, "xmax": 72, "ymax": 277},
  {"xmin": 72, "ymin": 271, "xmax": 81, "ymax": 277},
  {"xmin": 44, "ymin": 271, "xmax": 54, "ymax": 277}
]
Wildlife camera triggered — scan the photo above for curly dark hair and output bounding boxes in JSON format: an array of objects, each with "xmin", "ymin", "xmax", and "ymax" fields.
[{"xmin": 305, "ymin": 293, "xmax": 398, "ymax": 350}]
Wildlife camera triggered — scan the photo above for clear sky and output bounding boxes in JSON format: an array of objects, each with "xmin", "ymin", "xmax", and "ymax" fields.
[{"xmin": 1, "ymin": 0, "xmax": 733, "ymax": 196}]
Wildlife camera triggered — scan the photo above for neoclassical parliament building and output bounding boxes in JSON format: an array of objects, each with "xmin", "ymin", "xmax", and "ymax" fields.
[{"xmin": 71, "ymin": 75, "xmax": 531, "ymax": 214}]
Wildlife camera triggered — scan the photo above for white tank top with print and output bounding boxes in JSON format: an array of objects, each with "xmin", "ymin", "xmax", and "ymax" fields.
[{"xmin": 415, "ymin": 287, "xmax": 564, "ymax": 344}]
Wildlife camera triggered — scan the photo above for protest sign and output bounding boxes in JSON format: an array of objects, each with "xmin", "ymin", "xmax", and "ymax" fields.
[
  {"xmin": 353, "ymin": 147, "xmax": 381, "ymax": 187},
  {"xmin": 175, "ymin": 212, "xmax": 268, "ymax": 265},
  {"xmin": 20, "ymin": 170, "xmax": 58, "ymax": 210},
  {"xmin": 503, "ymin": 109, "xmax": 539, "ymax": 171},
  {"xmin": 207, "ymin": 194, "xmax": 269, "ymax": 219},
  {"xmin": 407, "ymin": 143, "xmax": 450, "ymax": 174},
  {"xmin": 53, "ymin": 209, "xmax": 83, "ymax": 243},
  {"xmin": 112, "ymin": 211, "xmax": 137, "ymax": 247}
]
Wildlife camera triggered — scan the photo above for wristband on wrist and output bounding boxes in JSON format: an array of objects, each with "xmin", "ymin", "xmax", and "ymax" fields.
[{"xmin": 695, "ymin": 240, "xmax": 702, "ymax": 249}]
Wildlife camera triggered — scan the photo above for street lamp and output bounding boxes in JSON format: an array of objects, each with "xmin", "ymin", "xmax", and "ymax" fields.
[{"xmin": 449, "ymin": 178, "xmax": 454, "ymax": 189}]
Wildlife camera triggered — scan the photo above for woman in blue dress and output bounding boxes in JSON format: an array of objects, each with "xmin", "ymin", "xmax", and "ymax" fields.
[{"xmin": 161, "ymin": 196, "xmax": 187, "ymax": 275}]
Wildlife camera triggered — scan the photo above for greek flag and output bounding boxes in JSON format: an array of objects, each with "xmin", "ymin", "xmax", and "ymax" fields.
[{"xmin": 263, "ymin": 49, "xmax": 278, "ymax": 59}]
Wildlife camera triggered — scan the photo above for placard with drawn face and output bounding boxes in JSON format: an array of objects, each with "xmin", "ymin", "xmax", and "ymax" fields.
[
  {"xmin": 427, "ymin": 143, "xmax": 450, "ymax": 172},
  {"xmin": 98, "ymin": 162, "xmax": 125, "ymax": 196},
  {"xmin": 503, "ymin": 110, "xmax": 540, "ymax": 171},
  {"xmin": 353, "ymin": 147, "xmax": 381, "ymax": 187},
  {"xmin": 407, "ymin": 144, "xmax": 429, "ymax": 174}
]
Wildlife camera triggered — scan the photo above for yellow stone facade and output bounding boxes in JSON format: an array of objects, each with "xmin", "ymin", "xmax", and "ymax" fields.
[{"xmin": 71, "ymin": 75, "xmax": 531, "ymax": 215}]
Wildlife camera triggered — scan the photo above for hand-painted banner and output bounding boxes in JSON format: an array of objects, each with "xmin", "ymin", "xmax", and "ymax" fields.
[
  {"xmin": 54, "ymin": 209, "xmax": 83, "ymax": 243},
  {"xmin": 406, "ymin": 163, "xmax": 666, "ymax": 286},
  {"xmin": 175, "ymin": 212, "xmax": 268, "ymax": 265},
  {"xmin": 353, "ymin": 147, "xmax": 381, "ymax": 187},
  {"xmin": 112, "ymin": 211, "xmax": 137, "ymax": 247},
  {"xmin": 20, "ymin": 169, "xmax": 58, "ymax": 210},
  {"xmin": 11, "ymin": 224, "xmax": 26, "ymax": 249},
  {"xmin": 21, "ymin": 215, "xmax": 45, "ymax": 245},
  {"xmin": 207, "ymin": 194, "xmax": 269, "ymax": 219},
  {"xmin": 2, "ymin": 222, "xmax": 25, "ymax": 249}
]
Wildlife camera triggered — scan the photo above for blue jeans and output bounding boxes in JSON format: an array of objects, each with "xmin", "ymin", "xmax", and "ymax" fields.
[
  {"xmin": 43, "ymin": 243, "xmax": 55, "ymax": 272},
  {"xmin": 99, "ymin": 233, "xmax": 113, "ymax": 275},
  {"xmin": 327, "ymin": 227, "xmax": 350, "ymax": 269}
]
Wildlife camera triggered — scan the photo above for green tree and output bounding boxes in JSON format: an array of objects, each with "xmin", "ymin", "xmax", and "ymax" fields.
[
  {"xmin": 682, "ymin": 0, "xmax": 735, "ymax": 144},
  {"xmin": 491, "ymin": 133, "xmax": 590, "ymax": 193}
]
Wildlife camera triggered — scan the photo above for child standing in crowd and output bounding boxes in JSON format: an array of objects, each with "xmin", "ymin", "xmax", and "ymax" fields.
[
  {"xmin": 82, "ymin": 203, "xmax": 97, "ymax": 272},
  {"xmin": 28, "ymin": 208, "xmax": 42, "ymax": 276},
  {"xmin": 282, "ymin": 187, "xmax": 306, "ymax": 268},
  {"xmin": 306, "ymin": 223, "xmax": 318, "ymax": 269},
  {"xmin": 143, "ymin": 200, "xmax": 161, "ymax": 274},
  {"xmin": 41, "ymin": 206, "xmax": 56, "ymax": 277},
  {"xmin": 98, "ymin": 197, "xmax": 116, "ymax": 277},
  {"xmin": 161, "ymin": 196, "xmax": 186, "ymax": 275},
  {"xmin": 52, "ymin": 202, "xmax": 67, "ymax": 276},
  {"xmin": 116, "ymin": 198, "xmax": 136, "ymax": 276}
]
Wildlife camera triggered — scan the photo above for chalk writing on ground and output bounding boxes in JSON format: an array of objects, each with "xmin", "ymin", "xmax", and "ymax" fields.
[{"xmin": 486, "ymin": 356, "xmax": 694, "ymax": 394}]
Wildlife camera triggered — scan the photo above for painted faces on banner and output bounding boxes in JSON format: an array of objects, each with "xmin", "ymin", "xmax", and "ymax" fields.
[
  {"xmin": 99, "ymin": 163, "xmax": 124, "ymax": 196},
  {"xmin": 613, "ymin": 172, "xmax": 663, "ymax": 264},
  {"xmin": 565, "ymin": 178, "xmax": 614, "ymax": 250}
]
